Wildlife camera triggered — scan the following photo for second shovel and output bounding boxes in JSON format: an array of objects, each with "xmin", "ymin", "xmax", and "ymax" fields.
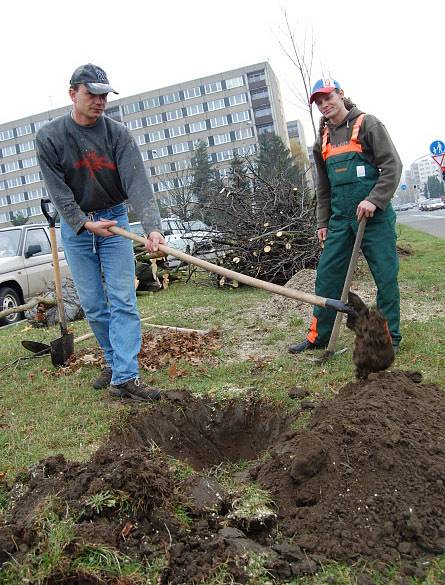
[{"xmin": 41, "ymin": 198, "xmax": 74, "ymax": 367}]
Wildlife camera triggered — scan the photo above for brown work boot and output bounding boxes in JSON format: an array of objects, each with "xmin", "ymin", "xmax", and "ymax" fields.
[
  {"xmin": 109, "ymin": 377, "xmax": 161, "ymax": 401},
  {"xmin": 92, "ymin": 366, "xmax": 112, "ymax": 389}
]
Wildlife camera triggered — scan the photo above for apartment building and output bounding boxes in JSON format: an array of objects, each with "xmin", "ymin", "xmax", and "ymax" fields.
[{"xmin": 0, "ymin": 62, "xmax": 289, "ymax": 227}]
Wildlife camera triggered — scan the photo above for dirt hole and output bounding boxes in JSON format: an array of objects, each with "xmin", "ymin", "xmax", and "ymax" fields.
[{"xmin": 116, "ymin": 391, "xmax": 293, "ymax": 470}]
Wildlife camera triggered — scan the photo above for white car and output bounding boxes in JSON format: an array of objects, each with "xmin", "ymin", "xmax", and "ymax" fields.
[{"xmin": 0, "ymin": 224, "xmax": 70, "ymax": 326}]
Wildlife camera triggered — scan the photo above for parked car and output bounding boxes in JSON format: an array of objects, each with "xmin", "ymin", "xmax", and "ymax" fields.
[
  {"xmin": 0, "ymin": 223, "xmax": 70, "ymax": 326},
  {"xmin": 128, "ymin": 217, "xmax": 216, "ymax": 265},
  {"xmin": 418, "ymin": 198, "xmax": 445, "ymax": 211}
]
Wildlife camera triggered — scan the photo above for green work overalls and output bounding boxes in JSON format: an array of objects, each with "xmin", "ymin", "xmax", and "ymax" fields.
[{"xmin": 307, "ymin": 114, "xmax": 401, "ymax": 347}]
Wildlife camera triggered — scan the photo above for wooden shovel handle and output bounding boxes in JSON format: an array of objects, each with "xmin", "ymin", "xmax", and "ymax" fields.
[
  {"xmin": 108, "ymin": 226, "xmax": 350, "ymax": 313},
  {"xmin": 49, "ymin": 227, "xmax": 68, "ymax": 336},
  {"xmin": 325, "ymin": 218, "xmax": 367, "ymax": 353}
]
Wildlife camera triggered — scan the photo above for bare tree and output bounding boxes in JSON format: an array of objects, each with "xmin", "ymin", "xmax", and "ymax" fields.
[{"xmin": 277, "ymin": 10, "xmax": 318, "ymax": 140}]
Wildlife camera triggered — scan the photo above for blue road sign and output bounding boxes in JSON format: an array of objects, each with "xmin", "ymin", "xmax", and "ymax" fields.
[
  {"xmin": 401, "ymin": 184, "xmax": 407, "ymax": 190},
  {"xmin": 430, "ymin": 140, "xmax": 445, "ymax": 155}
]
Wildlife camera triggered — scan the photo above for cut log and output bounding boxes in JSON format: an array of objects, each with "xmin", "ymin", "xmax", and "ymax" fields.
[{"xmin": 0, "ymin": 297, "xmax": 56, "ymax": 320}]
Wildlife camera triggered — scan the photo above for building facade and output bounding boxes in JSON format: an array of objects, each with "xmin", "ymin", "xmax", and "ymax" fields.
[{"xmin": 0, "ymin": 62, "xmax": 289, "ymax": 227}]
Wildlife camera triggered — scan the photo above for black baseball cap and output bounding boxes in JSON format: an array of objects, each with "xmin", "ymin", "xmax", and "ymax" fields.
[{"xmin": 69, "ymin": 63, "xmax": 118, "ymax": 95}]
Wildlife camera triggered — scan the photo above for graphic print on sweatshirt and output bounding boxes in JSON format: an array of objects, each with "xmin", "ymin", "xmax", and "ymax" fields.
[{"xmin": 73, "ymin": 150, "xmax": 116, "ymax": 179}]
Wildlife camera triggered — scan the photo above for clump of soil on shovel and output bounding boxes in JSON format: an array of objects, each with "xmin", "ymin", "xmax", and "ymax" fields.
[{"xmin": 1, "ymin": 372, "xmax": 445, "ymax": 583}]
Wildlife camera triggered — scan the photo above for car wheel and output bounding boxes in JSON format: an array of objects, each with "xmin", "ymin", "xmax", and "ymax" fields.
[{"xmin": 0, "ymin": 286, "xmax": 23, "ymax": 326}]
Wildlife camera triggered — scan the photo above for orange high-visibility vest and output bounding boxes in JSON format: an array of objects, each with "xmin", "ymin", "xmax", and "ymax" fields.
[{"xmin": 321, "ymin": 114, "xmax": 366, "ymax": 161}]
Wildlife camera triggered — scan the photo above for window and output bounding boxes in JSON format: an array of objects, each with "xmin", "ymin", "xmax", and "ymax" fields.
[
  {"xmin": 16, "ymin": 124, "xmax": 32, "ymax": 137},
  {"xmin": 142, "ymin": 96, "xmax": 160, "ymax": 110},
  {"xmin": 146, "ymin": 113, "xmax": 163, "ymax": 126},
  {"xmin": 226, "ymin": 76, "xmax": 244, "ymax": 89},
  {"xmin": 184, "ymin": 86, "xmax": 201, "ymax": 99},
  {"xmin": 158, "ymin": 179, "xmax": 175, "ymax": 192},
  {"xmin": 10, "ymin": 192, "xmax": 26, "ymax": 203},
  {"xmin": 7, "ymin": 177, "xmax": 22, "ymax": 189},
  {"xmin": 141, "ymin": 150, "xmax": 150, "ymax": 161},
  {"xmin": 0, "ymin": 212, "xmax": 9, "ymax": 222},
  {"xmin": 254, "ymin": 107, "xmax": 272, "ymax": 118},
  {"xmin": 169, "ymin": 125, "xmax": 186, "ymax": 137},
  {"xmin": 216, "ymin": 150, "xmax": 233, "ymax": 162},
  {"xmin": 151, "ymin": 146, "xmax": 169, "ymax": 158},
  {"xmin": 238, "ymin": 145, "xmax": 256, "ymax": 156},
  {"xmin": 186, "ymin": 103, "xmax": 204, "ymax": 117},
  {"xmin": 213, "ymin": 133, "xmax": 231, "ymax": 145},
  {"xmin": 0, "ymin": 129, "xmax": 14, "ymax": 141},
  {"xmin": 228, "ymin": 93, "xmax": 247, "ymax": 106},
  {"xmin": 148, "ymin": 130, "xmax": 165, "ymax": 143},
  {"xmin": 33, "ymin": 120, "xmax": 50, "ymax": 131},
  {"xmin": 2, "ymin": 145, "xmax": 16, "ymax": 157},
  {"xmin": 189, "ymin": 120, "xmax": 207, "ymax": 133},
  {"xmin": 219, "ymin": 167, "xmax": 231, "ymax": 178},
  {"xmin": 207, "ymin": 98, "xmax": 225, "ymax": 111},
  {"xmin": 166, "ymin": 109, "xmax": 183, "ymax": 121},
  {"xmin": 27, "ymin": 187, "xmax": 44, "ymax": 200},
  {"xmin": 0, "ymin": 196, "xmax": 7, "ymax": 206},
  {"xmin": 251, "ymin": 88, "xmax": 269, "ymax": 100},
  {"xmin": 126, "ymin": 118, "xmax": 143, "ymax": 130},
  {"xmin": 4, "ymin": 161, "xmax": 20, "ymax": 173},
  {"xmin": 204, "ymin": 81, "xmax": 222, "ymax": 94},
  {"xmin": 24, "ymin": 173, "xmax": 40, "ymax": 184},
  {"xmin": 247, "ymin": 70, "xmax": 265, "ymax": 83},
  {"xmin": 163, "ymin": 91, "xmax": 181, "ymax": 105},
  {"xmin": 123, "ymin": 102, "xmax": 141, "ymax": 115},
  {"xmin": 21, "ymin": 156, "xmax": 38, "ymax": 168},
  {"xmin": 152, "ymin": 163, "xmax": 171, "ymax": 176},
  {"xmin": 210, "ymin": 115, "xmax": 228, "ymax": 128},
  {"xmin": 19, "ymin": 141, "xmax": 34, "ymax": 153},
  {"xmin": 178, "ymin": 176, "xmax": 193, "ymax": 188},
  {"xmin": 136, "ymin": 134, "xmax": 146, "ymax": 145},
  {"xmin": 25, "ymin": 228, "xmax": 51, "ymax": 256},
  {"xmin": 231, "ymin": 110, "xmax": 250, "ymax": 123},
  {"xmin": 174, "ymin": 159, "xmax": 191, "ymax": 171},
  {"xmin": 0, "ymin": 182, "xmax": 5, "ymax": 191},
  {"xmin": 27, "ymin": 206, "xmax": 41, "ymax": 217},
  {"xmin": 258, "ymin": 124, "xmax": 274, "ymax": 135},
  {"xmin": 172, "ymin": 142, "xmax": 190, "ymax": 154},
  {"xmin": 234, "ymin": 127, "xmax": 254, "ymax": 140}
]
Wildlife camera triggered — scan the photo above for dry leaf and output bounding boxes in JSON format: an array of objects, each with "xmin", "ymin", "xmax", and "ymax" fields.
[
  {"xmin": 121, "ymin": 522, "xmax": 134, "ymax": 538},
  {"xmin": 276, "ymin": 231, "xmax": 283, "ymax": 237},
  {"xmin": 263, "ymin": 246, "xmax": 271, "ymax": 253}
]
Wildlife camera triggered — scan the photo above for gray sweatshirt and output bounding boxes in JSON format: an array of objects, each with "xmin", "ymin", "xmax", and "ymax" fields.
[{"xmin": 36, "ymin": 113, "xmax": 162, "ymax": 235}]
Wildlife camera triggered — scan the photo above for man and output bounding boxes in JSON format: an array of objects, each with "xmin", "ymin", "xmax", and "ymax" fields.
[
  {"xmin": 289, "ymin": 79, "xmax": 402, "ymax": 354},
  {"xmin": 36, "ymin": 63, "xmax": 165, "ymax": 401}
]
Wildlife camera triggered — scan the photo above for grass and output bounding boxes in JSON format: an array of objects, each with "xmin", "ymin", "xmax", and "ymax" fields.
[{"xmin": 0, "ymin": 224, "xmax": 444, "ymax": 584}]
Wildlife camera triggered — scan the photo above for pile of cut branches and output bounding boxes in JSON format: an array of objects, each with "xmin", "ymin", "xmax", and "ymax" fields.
[{"xmin": 203, "ymin": 160, "xmax": 320, "ymax": 286}]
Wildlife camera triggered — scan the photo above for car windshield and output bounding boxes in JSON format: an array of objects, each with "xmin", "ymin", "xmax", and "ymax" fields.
[
  {"xmin": 186, "ymin": 220, "xmax": 210, "ymax": 231},
  {"xmin": 0, "ymin": 230, "xmax": 21, "ymax": 257}
]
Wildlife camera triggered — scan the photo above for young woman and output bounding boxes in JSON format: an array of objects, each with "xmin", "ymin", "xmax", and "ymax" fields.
[{"xmin": 289, "ymin": 79, "xmax": 402, "ymax": 354}]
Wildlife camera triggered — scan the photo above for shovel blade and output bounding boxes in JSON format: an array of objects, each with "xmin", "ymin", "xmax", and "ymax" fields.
[
  {"xmin": 50, "ymin": 333, "xmax": 74, "ymax": 367},
  {"xmin": 22, "ymin": 340, "xmax": 51, "ymax": 355}
]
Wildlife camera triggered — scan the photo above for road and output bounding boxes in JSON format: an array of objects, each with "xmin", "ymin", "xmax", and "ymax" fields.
[{"xmin": 396, "ymin": 207, "xmax": 445, "ymax": 239}]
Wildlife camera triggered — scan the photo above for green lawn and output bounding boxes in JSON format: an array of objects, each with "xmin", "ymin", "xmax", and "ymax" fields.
[{"xmin": 0, "ymin": 223, "xmax": 444, "ymax": 584}]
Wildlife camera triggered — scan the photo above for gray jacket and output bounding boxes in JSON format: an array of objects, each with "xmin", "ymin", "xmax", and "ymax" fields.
[{"xmin": 36, "ymin": 113, "xmax": 162, "ymax": 235}]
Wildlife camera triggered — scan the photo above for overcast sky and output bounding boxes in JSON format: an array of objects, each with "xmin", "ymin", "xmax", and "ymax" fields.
[{"xmin": 2, "ymin": 0, "xmax": 443, "ymax": 171}]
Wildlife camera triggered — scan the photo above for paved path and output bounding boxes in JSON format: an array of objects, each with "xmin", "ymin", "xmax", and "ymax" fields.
[{"xmin": 396, "ymin": 208, "xmax": 445, "ymax": 239}]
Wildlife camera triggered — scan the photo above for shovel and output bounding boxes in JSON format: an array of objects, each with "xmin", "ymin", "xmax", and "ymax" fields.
[
  {"xmin": 107, "ymin": 226, "xmax": 357, "ymax": 316},
  {"xmin": 23, "ymin": 199, "xmax": 74, "ymax": 366},
  {"xmin": 311, "ymin": 218, "xmax": 367, "ymax": 364}
]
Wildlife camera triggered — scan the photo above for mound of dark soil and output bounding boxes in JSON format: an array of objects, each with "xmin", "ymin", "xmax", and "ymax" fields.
[{"xmin": 1, "ymin": 372, "xmax": 445, "ymax": 583}]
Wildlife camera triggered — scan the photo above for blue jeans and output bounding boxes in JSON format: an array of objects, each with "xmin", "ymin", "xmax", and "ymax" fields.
[{"xmin": 61, "ymin": 203, "xmax": 141, "ymax": 385}]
